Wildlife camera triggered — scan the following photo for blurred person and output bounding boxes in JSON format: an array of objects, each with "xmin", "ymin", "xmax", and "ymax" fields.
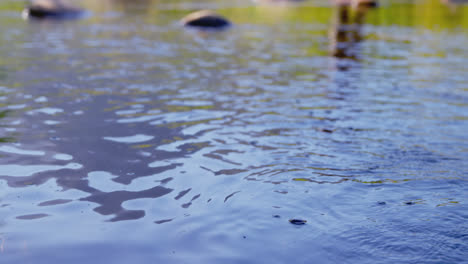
[{"xmin": 328, "ymin": 3, "xmax": 374, "ymax": 71}]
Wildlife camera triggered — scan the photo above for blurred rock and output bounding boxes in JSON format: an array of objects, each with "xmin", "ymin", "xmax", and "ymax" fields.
[
  {"xmin": 353, "ymin": 0, "xmax": 378, "ymax": 8},
  {"xmin": 181, "ymin": 10, "xmax": 231, "ymax": 29},
  {"xmin": 289, "ymin": 219, "xmax": 307, "ymax": 225},
  {"xmin": 23, "ymin": 0, "xmax": 84, "ymax": 20},
  {"xmin": 333, "ymin": 0, "xmax": 378, "ymax": 8}
]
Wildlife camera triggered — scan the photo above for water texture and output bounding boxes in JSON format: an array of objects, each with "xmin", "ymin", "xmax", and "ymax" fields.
[{"xmin": 0, "ymin": 0, "xmax": 467, "ymax": 263}]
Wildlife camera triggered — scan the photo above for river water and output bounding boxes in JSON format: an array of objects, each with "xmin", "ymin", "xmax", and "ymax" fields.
[{"xmin": 0, "ymin": 0, "xmax": 467, "ymax": 263}]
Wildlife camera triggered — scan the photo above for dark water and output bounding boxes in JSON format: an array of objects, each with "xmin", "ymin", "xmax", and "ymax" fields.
[{"xmin": 0, "ymin": 0, "xmax": 467, "ymax": 263}]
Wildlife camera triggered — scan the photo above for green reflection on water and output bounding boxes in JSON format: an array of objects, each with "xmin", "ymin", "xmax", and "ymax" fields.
[
  {"xmin": 77, "ymin": 0, "xmax": 468, "ymax": 30},
  {"xmin": 0, "ymin": 67, "xmax": 6, "ymax": 81},
  {"xmin": 0, "ymin": 110, "xmax": 16, "ymax": 143},
  {"xmin": 0, "ymin": 1, "xmax": 23, "ymax": 12},
  {"xmin": 366, "ymin": 0, "xmax": 468, "ymax": 30},
  {"xmin": 0, "ymin": 0, "xmax": 467, "ymax": 31}
]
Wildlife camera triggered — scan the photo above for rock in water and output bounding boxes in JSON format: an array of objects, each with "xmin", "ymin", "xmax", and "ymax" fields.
[
  {"xmin": 289, "ymin": 219, "xmax": 307, "ymax": 225},
  {"xmin": 181, "ymin": 10, "xmax": 231, "ymax": 29},
  {"xmin": 23, "ymin": 0, "xmax": 84, "ymax": 20}
]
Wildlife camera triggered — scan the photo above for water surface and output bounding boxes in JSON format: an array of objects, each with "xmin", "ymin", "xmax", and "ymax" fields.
[{"xmin": 0, "ymin": 0, "xmax": 467, "ymax": 263}]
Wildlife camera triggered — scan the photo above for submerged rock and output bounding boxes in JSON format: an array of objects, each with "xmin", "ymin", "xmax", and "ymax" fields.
[
  {"xmin": 181, "ymin": 10, "xmax": 231, "ymax": 29},
  {"xmin": 22, "ymin": 0, "xmax": 84, "ymax": 20},
  {"xmin": 289, "ymin": 219, "xmax": 307, "ymax": 225}
]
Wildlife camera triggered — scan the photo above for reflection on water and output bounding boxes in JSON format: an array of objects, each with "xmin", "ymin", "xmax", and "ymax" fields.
[
  {"xmin": 0, "ymin": 0, "xmax": 467, "ymax": 263},
  {"xmin": 329, "ymin": 4, "xmax": 371, "ymax": 65}
]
